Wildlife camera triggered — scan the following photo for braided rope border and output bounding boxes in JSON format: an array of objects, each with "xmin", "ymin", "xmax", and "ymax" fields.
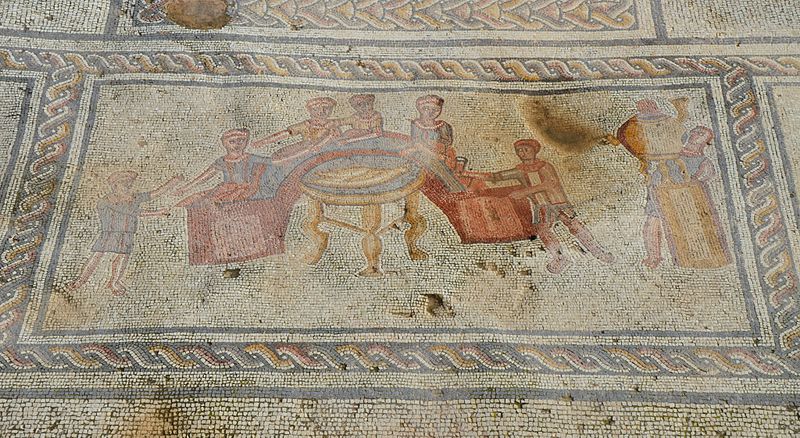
[
  {"xmin": 0, "ymin": 50, "xmax": 798, "ymax": 376},
  {"xmin": 0, "ymin": 341, "xmax": 793, "ymax": 376},
  {"xmin": 131, "ymin": 0, "xmax": 639, "ymax": 32}
]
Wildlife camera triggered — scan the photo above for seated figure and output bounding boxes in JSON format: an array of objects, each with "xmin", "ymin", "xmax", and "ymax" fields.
[
  {"xmin": 174, "ymin": 128, "xmax": 286, "ymax": 266},
  {"xmin": 176, "ymin": 128, "xmax": 276, "ymax": 205}
]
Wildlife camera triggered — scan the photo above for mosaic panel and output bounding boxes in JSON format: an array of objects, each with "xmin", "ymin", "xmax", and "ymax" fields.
[
  {"xmin": 28, "ymin": 78, "xmax": 757, "ymax": 341},
  {"xmin": 0, "ymin": 0, "xmax": 113, "ymax": 34},
  {"xmin": 0, "ymin": 0, "xmax": 798, "ymax": 434},
  {"xmin": 661, "ymin": 0, "xmax": 800, "ymax": 39}
]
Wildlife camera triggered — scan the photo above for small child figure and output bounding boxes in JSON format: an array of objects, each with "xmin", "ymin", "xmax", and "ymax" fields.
[
  {"xmin": 335, "ymin": 94, "xmax": 384, "ymax": 141},
  {"xmin": 492, "ymin": 139, "xmax": 615, "ymax": 274},
  {"xmin": 65, "ymin": 171, "xmax": 183, "ymax": 295}
]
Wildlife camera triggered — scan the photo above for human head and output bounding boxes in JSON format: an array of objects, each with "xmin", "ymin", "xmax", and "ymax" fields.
[
  {"xmin": 514, "ymin": 139, "xmax": 542, "ymax": 161},
  {"xmin": 221, "ymin": 128, "xmax": 250, "ymax": 154},
  {"xmin": 107, "ymin": 170, "xmax": 138, "ymax": 191},
  {"xmin": 683, "ymin": 126, "xmax": 713, "ymax": 152},
  {"xmin": 349, "ymin": 94, "xmax": 375, "ymax": 114},
  {"xmin": 306, "ymin": 97, "xmax": 337, "ymax": 119},
  {"xmin": 415, "ymin": 95, "xmax": 444, "ymax": 120}
]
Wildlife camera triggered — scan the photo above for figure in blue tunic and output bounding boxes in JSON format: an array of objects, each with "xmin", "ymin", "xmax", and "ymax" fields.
[
  {"xmin": 176, "ymin": 128, "xmax": 281, "ymax": 205},
  {"xmin": 65, "ymin": 170, "xmax": 182, "ymax": 295}
]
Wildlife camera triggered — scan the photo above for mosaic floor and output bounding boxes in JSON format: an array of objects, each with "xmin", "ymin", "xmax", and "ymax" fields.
[{"xmin": 0, "ymin": 0, "xmax": 799, "ymax": 435}]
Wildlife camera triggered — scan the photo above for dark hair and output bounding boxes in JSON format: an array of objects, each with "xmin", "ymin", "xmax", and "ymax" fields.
[{"xmin": 416, "ymin": 95, "xmax": 445, "ymax": 107}]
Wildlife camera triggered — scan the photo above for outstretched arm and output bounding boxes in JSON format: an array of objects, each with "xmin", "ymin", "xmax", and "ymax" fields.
[
  {"xmin": 490, "ymin": 169, "xmax": 525, "ymax": 183},
  {"xmin": 507, "ymin": 163, "xmax": 559, "ymax": 199},
  {"xmin": 329, "ymin": 117, "xmax": 351, "ymax": 130},
  {"xmin": 148, "ymin": 175, "xmax": 184, "ymax": 199},
  {"xmin": 140, "ymin": 208, "xmax": 171, "ymax": 217},
  {"xmin": 509, "ymin": 184, "xmax": 546, "ymax": 199},
  {"xmin": 252, "ymin": 130, "xmax": 291, "ymax": 149},
  {"xmin": 174, "ymin": 166, "xmax": 217, "ymax": 196}
]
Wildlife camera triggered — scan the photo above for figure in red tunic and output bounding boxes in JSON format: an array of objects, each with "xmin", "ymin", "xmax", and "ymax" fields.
[
  {"xmin": 252, "ymin": 96, "xmax": 341, "ymax": 163},
  {"xmin": 174, "ymin": 128, "xmax": 288, "ymax": 266},
  {"xmin": 490, "ymin": 139, "xmax": 615, "ymax": 274}
]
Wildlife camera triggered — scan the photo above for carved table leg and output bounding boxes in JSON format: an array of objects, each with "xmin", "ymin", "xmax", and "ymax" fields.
[
  {"xmin": 404, "ymin": 191, "xmax": 428, "ymax": 260},
  {"xmin": 304, "ymin": 198, "xmax": 329, "ymax": 264},
  {"xmin": 359, "ymin": 204, "xmax": 383, "ymax": 277}
]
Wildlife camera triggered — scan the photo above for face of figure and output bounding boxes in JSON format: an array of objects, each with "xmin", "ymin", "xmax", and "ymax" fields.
[
  {"xmin": 223, "ymin": 135, "xmax": 249, "ymax": 154},
  {"xmin": 351, "ymin": 101, "xmax": 373, "ymax": 114},
  {"xmin": 515, "ymin": 145, "xmax": 538, "ymax": 161},
  {"xmin": 309, "ymin": 105, "xmax": 333, "ymax": 119},
  {"xmin": 111, "ymin": 175, "xmax": 137, "ymax": 194},
  {"xmin": 688, "ymin": 130, "xmax": 712, "ymax": 149},
  {"xmin": 686, "ymin": 129, "xmax": 712, "ymax": 152},
  {"xmin": 416, "ymin": 102, "xmax": 442, "ymax": 121}
]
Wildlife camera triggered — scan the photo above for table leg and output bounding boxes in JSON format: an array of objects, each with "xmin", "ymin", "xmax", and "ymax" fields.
[
  {"xmin": 404, "ymin": 191, "xmax": 428, "ymax": 260},
  {"xmin": 359, "ymin": 204, "xmax": 383, "ymax": 277},
  {"xmin": 304, "ymin": 198, "xmax": 329, "ymax": 264}
]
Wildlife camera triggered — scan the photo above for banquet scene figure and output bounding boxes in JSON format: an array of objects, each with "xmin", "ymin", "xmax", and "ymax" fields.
[
  {"xmin": 489, "ymin": 139, "xmax": 615, "ymax": 274},
  {"xmin": 252, "ymin": 96, "xmax": 341, "ymax": 162},
  {"xmin": 408, "ymin": 94, "xmax": 458, "ymax": 170},
  {"xmin": 175, "ymin": 128, "xmax": 277, "ymax": 205},
  {"xmin": 333, "ymin": 94, "xmax": 384, "ymax": 142},
  {"xmin": 615, "ymin": 98, "xmax": 730, "ymax": 269},
  {"xmin": 402, "ymin": 94, "xmax": 486, "ymax": 190},
  {"xmin": 65, "ymin": 171, "xmax": 183, "ymax": 295},
  {"xmin": 175, "ymin": 128, "xmax": 290, "ymax": 266}
]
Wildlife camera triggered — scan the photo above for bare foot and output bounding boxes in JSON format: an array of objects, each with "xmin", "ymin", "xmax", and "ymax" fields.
[
  {"xmin": 107, "ymin": 282, "xmax": 128, "ymax": 296},
  {"xmin": 546, "ymin": 256, "xmax": 570, "ymax": 274},
  {"xmin": 593, "ymin": 248, "xmax": 616, "ymax": 264},
  {"xmin": 358, "ymin": 267, "xmax": 384, "ymax": 278},
  {"xmin": 409, "ymin": 249, "xmax": 429, "ymax": 261}
]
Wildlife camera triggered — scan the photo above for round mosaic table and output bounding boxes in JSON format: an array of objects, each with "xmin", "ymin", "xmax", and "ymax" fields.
[{"xmin": 299, "ymin": 154, "xmax": 428, "ymax": 277}]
